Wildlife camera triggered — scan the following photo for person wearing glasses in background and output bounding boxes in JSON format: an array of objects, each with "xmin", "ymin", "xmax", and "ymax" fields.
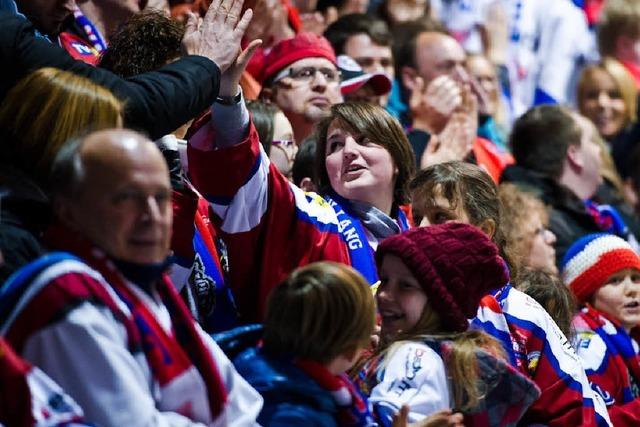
[
  {"xmin": 258, "ymin": 33, "xmax": 344, "ymax": 143},
  {"xmin": 245, "ymin": 100, "xmax": 298, "ymax": 181},
  {"xmin": 187, "ymin": 32, "xmax": 415, "ymax": 321}
]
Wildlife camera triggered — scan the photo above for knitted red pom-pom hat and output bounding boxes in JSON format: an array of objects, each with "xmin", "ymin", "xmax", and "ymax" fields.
[
  {"xmin": 375, "ymin": 222, "xmax": 509, "ymax": 333},
  {"xmin": 561, "ymin": 233, "xmax": 640, "ymax": 303}
]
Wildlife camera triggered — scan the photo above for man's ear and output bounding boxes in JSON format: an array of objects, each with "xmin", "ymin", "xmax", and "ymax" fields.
[
  {"xmin": 478, "ymin": 218, "xmax": 496, "ymax": 239},
  {"xmin": 566, "ymin": 143, "xmax": 584, "ymax": 171},
  {"xmin": 342, "ymin": 346, "xmax": 361, "ymax": 365},
  {"xmin": 260, "ymin": 86, "xmax": 274, "ymax": 102},
  {"xmin": 401, "ymin": 66, "xmax": 419, "ymax": 92},
  {"xmin": 53, "ymin": 196, "xmax": 78, "ymax": 230}
]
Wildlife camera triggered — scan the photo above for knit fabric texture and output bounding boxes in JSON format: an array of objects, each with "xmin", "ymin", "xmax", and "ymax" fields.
[
  {"xmin": 261, "ymin": 32, "xmax": 337, "ymax": 84},
  {"xmin": 562, "ymin": 233, "xmax": 640, "ymax": 303},
  {"xmin": 375, "ymin": 223, "xmax": 509, "ymax": 332}
]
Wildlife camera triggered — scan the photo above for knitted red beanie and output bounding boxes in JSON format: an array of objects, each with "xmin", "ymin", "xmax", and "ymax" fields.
[
  {"xmin": 260, "ymin": 33, "xmax": 337, "ymax": 85},
  {"xmin": 561, "ymin": 233, "xmax": 640, "ymax": 303},
  {"xmin": 375, "ymin": 223, "xmax": 509, "ymax": 332}
]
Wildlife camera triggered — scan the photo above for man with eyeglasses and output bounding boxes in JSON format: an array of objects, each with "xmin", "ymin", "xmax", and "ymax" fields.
[{"xmin": 259, "ymin": 32, "xmax": 343, "ymax": 143}]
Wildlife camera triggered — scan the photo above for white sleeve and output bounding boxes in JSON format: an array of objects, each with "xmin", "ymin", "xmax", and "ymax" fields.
[
  {"xmin": 368, "ymin": 343, "xmax": 451, "ymax": 426},
  {"xmin": 534, "ymin": 0, "xmax": 589, "ymax": 104},
  {"xmin": 21, "ymin": 302, "xmax": 204, "ymax": 427},
  {"xmin": 198, "ymin": 328, "xmax": 263, "ymax": 427}
]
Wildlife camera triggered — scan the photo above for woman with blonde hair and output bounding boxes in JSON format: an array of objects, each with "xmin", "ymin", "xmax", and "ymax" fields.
[
  {"xmin": 0, "ymin": 67, "xmax": 123, "ymax": 185},
  {"xmin": 0, "ymin": 67, "xmax": 123, "ymax": 281},
  {"xmin": 577, "ymin": 57, "xmax": 639, "ymax": 181}
]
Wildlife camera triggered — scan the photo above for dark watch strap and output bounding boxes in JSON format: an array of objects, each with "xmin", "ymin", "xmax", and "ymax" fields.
[{"xmin": 215, "ymin": 91, "xmax": 242, "ymax": 105}]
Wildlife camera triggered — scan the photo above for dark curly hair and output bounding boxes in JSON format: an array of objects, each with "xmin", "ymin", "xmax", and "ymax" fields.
[{"xmin": 100, "ymin": 10, "xmax": 185, "ymax": 77}]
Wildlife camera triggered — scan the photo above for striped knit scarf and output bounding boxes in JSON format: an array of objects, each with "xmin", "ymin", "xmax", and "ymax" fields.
[
  {"xmin": 295, "ymin": 359, "xmax": 376, "ymax": 426},
  {"xmin": 45, "ymin": 226, "xmax": 229, "ymax": 420},
  {"xmin": 580, "ymin": 306, "xmax": 640, "ymax": 402}
]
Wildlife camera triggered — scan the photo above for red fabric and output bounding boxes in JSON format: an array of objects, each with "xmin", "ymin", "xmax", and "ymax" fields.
[
  {"xmin": 575, "ymin": 307, "xmax": 640, "ymax": 426},
  {"xmin": 0, "ymin": 339, "xmax": 33, "ymax": 427},
  {"xmin": 621, "ymin": 60, "xmax": 640, "ymax": 90},
  {"xmin": 473, "ymin": 137, "xmax": 514, "ymax": 184},
  {"xmin": 283, "ymin": 0, "xmax": 301, "ymax": 32},
  {"xmin": 187, "ymin": 122, "xmax": 350, "ymax": 321},
  {"xmin": 583, "ymin": 0, "xmax": 605, "ymax": 26},
  {"xmin": 171, "ymin": 188, "xmax": 199, "ymax": 260},
  {"xmin": 375, "ymin": 223, "xmax": 508, "ymax": 332},
  {"xmin": 58, "ymin": 32, "xmax": 100, "ymax": 65},
  {"xmin": 16, "ymin": 226, "xmax": 229, "ymax": 419},
  {"xmin": 259, "ymin": 32, "xmax": 336, "ymax": 84},
  {"xmin": 569, "ymin": 248, "xmax": 640, "ymax": 304}
]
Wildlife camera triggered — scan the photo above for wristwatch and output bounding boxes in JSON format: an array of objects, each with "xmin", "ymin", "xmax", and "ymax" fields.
[{"xmin": 215, "ymin": 91, "xmax": 242, "ymax": 105}]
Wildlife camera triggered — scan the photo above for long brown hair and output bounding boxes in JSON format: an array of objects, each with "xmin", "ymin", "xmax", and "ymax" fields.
[
  {"xmin": 314, "ymin": 102, "xmax": 415, "ymax": 205},
  {"xmin": 0, "ymin": 67, "xmax": 123, "ymax": 186},
  {"xmin": 379, "ymin": 307, "xmax": 505, "ymax": 412},
  {"xmin": 410, "ymin": 161, "xmax": 517, "ymax": 279}
]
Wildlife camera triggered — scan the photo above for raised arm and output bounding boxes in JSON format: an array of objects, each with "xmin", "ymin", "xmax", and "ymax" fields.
[{"xmin": 0, "ymin": 0, "xmax": 253, "ymax": 140}]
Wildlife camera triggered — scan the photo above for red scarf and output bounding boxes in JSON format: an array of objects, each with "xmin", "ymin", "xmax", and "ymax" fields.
[
  {"xmin": 295, "ymin": 359, "xmax": 374, "ymax": 426},
  {"xmin": 45, "ymin": 225, "xmax": 228, "ymax": 421}
]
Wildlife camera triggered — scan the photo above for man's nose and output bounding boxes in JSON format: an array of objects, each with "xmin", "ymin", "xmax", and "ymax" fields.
[{"xmin": 141, "ymin": 196, "xmax": 163, "ymax": 221}]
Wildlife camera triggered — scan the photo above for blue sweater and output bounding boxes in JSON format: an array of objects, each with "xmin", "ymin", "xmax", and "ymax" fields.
[{"xmin": 216, "ymin": 325, "xmax": 340, "ymax": 426}]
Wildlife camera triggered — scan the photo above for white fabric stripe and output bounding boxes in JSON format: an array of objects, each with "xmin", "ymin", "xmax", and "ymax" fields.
[
  {"xmin": 562, "ymin": 236, "xmax": 633, "ymax": 286},
  {"xmin": 212, "ymin": 147, "xmax": 270, "ymax": 234},
  {"xmin": 290, "ymin": 185, "xmax": 339, "ymax": 226},
  {"xmin": 1, "ymin": 259, "xmax": 129, "ymax": 335}
]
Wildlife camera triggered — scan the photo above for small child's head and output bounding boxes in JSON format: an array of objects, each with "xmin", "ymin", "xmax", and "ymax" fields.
[
  {"xmin": 375, "ymin": 223, "xmax": 509, "ymax": 343},
  {"xmin": 562, "ymin": 233, "xmax": 640, "ymax": 331},
  {"xmin": 262, "ymin": 262, "xmax": 376, "ymax": 370},
  {"xmin": 517, "ymin": 268, "xmax": 576, "ymax": 340}
]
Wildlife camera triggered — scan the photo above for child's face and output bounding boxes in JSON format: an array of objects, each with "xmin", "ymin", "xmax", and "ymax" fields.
[
  {"xmin": 377, "ymin": 254, "xmax": 428, "ymax": 342},
  {"xmin": 593, "ymin": 268, "xmax": 640, "ymax": 332},
  {"xmin": 411, "ymin": 187, "xmax": 470, "ymax": 227}
]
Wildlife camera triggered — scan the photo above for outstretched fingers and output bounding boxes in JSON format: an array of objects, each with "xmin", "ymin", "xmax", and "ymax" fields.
[
  {"xmin": 226, "ymin": 0, "xmax": 245, "ymax": 25},
  {"xmin": 233, "ymin": 7, "xmax": 254, "ymax": 38},
  {"xmin": 206, "ymin": 0, "xmax": 224, "ymax": 25}
]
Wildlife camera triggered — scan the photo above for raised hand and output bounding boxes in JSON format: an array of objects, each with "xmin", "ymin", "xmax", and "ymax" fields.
[
  {"xmin": 181, "ymin": 0, "xmax": 255, "ymax": 73},
  {"xmin": 218, "ymin": 38, "xmax": 263, "ymax": 96},
  {"xmin": 411, "ymin": 75, "xmax": 463, "ymax": 134},
  {"xmin": 419, "ymin": 113, "xmax": 474, "ymax": 169}
]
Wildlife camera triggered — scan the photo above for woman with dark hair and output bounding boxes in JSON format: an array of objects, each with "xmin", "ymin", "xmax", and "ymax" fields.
[{"xmin": 188, "ymin": 91, "xmax": 415, "ymax": 322}]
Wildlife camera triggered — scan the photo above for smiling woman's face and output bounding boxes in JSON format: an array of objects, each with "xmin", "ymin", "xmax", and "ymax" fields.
[
  {"xmin": 324, "ymin": 119, "xmax": 396, "ymax": 208},
  {"xmin": 578, "ymin": 68, "xmax": 628, "ymax": 139}
]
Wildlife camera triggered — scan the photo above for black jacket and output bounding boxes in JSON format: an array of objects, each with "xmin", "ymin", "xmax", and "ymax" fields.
[
  {"xmin": 501, "ymin": 165, "xmax": 601, "ymax": 268},
  {"xmin": 0, "ymin": 12, "xmax": 220, "ymax": 140},
  {"xmin": 0, "ymin": 165, "xmax": 50, "ymax": 284}
]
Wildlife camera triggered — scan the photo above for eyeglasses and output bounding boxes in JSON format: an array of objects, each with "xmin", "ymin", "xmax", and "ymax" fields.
[
  {"xmin": 272, "ymin": 66, "xmax": 341, "ymax": 85},
  {"xmin": 270, "ymin": 140, "xmax": 297, "ymax": 176},
  {"xmin": 272, "ymin": 139, "xmax": 296, "ymax": 148}
]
